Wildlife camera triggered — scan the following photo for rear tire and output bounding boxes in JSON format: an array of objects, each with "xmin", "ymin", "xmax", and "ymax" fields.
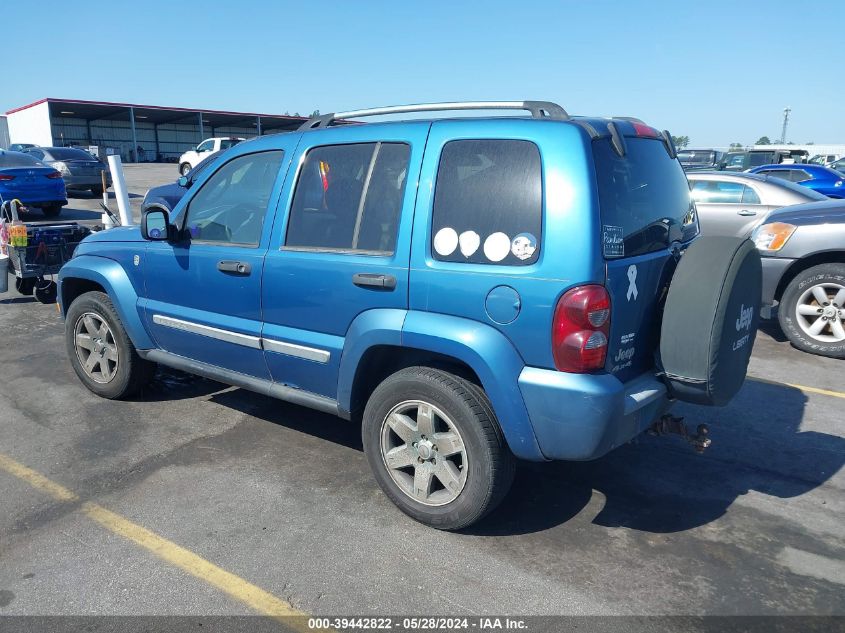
[
  {"xmin": 778, "ymin": 263, "xmax": 845, "ymax": 359},
  {"xmin": 179, "ymin": 163, "xmax": 192, "ymax": 176},
  {"xmin": 65, "ymin": 291, "xmax": 155, "ymax": 398},
  {"xmin": 362, "ymin": 367, "xmax": 514, "ymax": 530},
  {"xmin": 42, "ymin": 204, "xmax": 62, "ymax": 218}
]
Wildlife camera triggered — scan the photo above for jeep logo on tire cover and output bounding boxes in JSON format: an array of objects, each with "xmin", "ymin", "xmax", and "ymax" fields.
[{"xmin": 736, "ymin": 304, "xmax": 753, "ymax": 332}]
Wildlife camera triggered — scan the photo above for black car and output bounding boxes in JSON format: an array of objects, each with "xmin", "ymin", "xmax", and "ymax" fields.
[
  {"xmin": 141, "ymin": 151, "xmax": 221, "ymax": 213},
  {"xmin": 752, "ymin": 199, "xmax": 845, "ymax": 358},
  {"xmin": 677, "ymin": 148, "xmax": 724, "ymax": 172}
]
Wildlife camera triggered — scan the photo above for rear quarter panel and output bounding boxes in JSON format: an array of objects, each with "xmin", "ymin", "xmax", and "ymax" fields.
[{"xmin": 409, "ymin": 119, "xmax": 602, "ymax": 370}]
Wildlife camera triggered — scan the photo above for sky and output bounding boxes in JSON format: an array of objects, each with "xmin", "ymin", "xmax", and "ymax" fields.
[{"xmin": 5, "ymin": 1, "xmax": 843, "ymax": 147}]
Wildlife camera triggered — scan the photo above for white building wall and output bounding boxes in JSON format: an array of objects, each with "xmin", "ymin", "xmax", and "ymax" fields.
[
  {"xmin": 0, "ymin": 116, "xmax": 9, "ymax": 149},
  {"xmin": 7, "ymin": 102, "xmax": 53, "ymax": 147},
  {"xmin": 751, "ymin": 144, "xmax": 845, "ymax": 157}
]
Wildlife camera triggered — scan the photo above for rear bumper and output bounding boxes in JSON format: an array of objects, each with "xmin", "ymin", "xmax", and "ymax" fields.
[
  {"xmin": 64, "ymin": 174, "xmax": 110, "ymax": 188},
  {"xmin": 518, "ymin": 368, "xmax": 672, "ymax": 460},
  {"xmin": 760, "ymin": 256, "xmax": 794, "ymax": 319}
]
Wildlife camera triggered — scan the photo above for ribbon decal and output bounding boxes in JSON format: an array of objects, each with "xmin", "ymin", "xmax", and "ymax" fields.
[{"xmin": 626, "ymin": 264, "xmax": 638, "ymax": 301}]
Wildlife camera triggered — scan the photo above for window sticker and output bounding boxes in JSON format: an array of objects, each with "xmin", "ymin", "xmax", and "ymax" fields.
[
  {"xmin": 458, "ymin": 230, "xmax": 480, "ymax": 258},
  {"xmin": 483, "ymin": 232, "xmax": 511, "ymax": 262},
  {"xmin": 602, "ymin": 225, "xmax": 624, "ymax": 257},
  {"xmin": 511, "ymin": 233, "xmax": 537, "ymax": 261},
  {"xmin": 433, "ymin": 227, "xmax": 459, "ymax": 256}
]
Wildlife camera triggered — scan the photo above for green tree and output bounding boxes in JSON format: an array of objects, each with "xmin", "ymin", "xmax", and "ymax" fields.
[
  {"xmin": 671, "ymin": 135, "xmax": 690, "ymax": 149},
  {"xmin": 310, "ymin": 109, "xmax": 321, "ymax": 117},
  {"xmin": 729, "ymin": 142, "xmax": 743, "ymax": 150},
  {"xmin": 755, "ymin": 136, "xmax": 771, "ymax": 145}
]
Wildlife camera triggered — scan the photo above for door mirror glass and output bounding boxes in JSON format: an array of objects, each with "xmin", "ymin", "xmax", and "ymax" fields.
[
  {"xmin": 178, "ymin": 176, "xmax": 189, "ymax": 187},
  {"xmin": 142, "ymin": 208, "xmax": 170, "ymax": 240}
]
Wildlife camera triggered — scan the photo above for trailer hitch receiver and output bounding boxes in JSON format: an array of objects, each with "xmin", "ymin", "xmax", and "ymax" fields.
[{"xmin": 648, "ymin": 414, "xmax": 711, "ymax": 453}]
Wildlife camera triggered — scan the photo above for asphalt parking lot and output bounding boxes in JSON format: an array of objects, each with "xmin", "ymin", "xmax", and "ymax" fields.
[{"xmin": 0, "ymin": 166, "xmax": 843, "ymax": 623}]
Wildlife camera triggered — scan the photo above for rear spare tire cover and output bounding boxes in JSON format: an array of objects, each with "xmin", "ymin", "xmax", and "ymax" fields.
[{"xmin": 660, "ymin": 236, "xmax": 762, "ymax": 406}]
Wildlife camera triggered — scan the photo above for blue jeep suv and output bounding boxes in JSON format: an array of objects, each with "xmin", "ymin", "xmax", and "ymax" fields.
[{"xmin": 57, "ymin": 101, "xmax": 762, "ymax": 529}]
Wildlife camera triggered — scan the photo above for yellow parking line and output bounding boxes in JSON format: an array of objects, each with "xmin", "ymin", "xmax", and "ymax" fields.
[
  {"xmin": 749, "ymin": 377, "xmax": 845, "ymax": 400},
  {"xmin": 0, "ymin": 452, "xmax": 314, "ymax": 625}
]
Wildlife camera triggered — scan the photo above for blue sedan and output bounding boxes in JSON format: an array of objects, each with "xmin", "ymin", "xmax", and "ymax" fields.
[
  {"xmin": 0, "ymin": 150, "xmax": 67, "ymax": 217},
  {"xmin": 749, "ymin": 164, "xmax": 845, "ymax": 198}
]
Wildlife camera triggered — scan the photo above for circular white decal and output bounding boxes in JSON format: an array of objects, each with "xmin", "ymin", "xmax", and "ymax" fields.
[
  {"xmin": 483, "ymin": 232, "xmax": 511, "ymax": 262},
  {"xmin": 511, "ymin": 233, "xmax": 537, "ymax": 260},
  {"xmin": 433, "ymin": 227, "xmax": 458, "ymax": 256},
  {"xmin": 458, "ymin": 230, "xmax": 481, "ymax": 257}
]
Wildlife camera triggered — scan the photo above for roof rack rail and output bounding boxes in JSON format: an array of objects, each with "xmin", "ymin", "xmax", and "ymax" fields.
[{"xmin": 298, "ymin": 100, "xmax": 569, "ymax": 130}]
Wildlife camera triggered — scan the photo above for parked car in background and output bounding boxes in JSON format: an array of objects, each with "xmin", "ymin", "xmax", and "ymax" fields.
[
  {"xmin": 178, "ymin": 137, "xmax": 243, "ymax": 175},
  {"xmin": 752, "ymin": 199, "xmax": 845, "ymax": 358},
  {"xmin": 23, "ymin": 147, "xmax": 110, "ymax": 195},
  {"xmin": 678, "ymin": 148, "xmax": 724, "ymax": 172},
  {"xmin": 57, "ymin": 101, "xmax": 761, "ymax": 529},
  {"xmin": 829, "ymin": 156, "xmax": 845, "ymax": 174},
  {"xmin": 142, "ymin": 151, "xmax": 221, "ymax": 213},
  {"xmin": 9, "ymin": 143, "xmax": 37, "ymax": 152},
  {"xmin": 0, "ymin": 150, "xmax": 67, "ymax": 216},
  {"xmin": 687, "ymin": 171, "xmax": 826, "ymax": 236},
  {"xmin": 721, "ymin": 149, "xmax": 809, "ymax": 171},
  {"xmin": 749, "ymin": 164, "xmax": 845, "ymax": 198},
  {"xmin": 808, "ymin": 153, "xmax": 841, "ymax": 167}
]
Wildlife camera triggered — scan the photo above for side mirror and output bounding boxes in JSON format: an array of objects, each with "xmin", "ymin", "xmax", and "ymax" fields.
[
  {"xmin": 177, "ymin": 176, "xmax": 189, "ymax": 187},
  {"xmin": 141, "ymin": 208, "xmax": 171, "ymax": 241}
]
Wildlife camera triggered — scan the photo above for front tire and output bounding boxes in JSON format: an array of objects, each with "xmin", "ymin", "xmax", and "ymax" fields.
[
  {"xmin": 179, "ymin": 162, "xmax": 192, "ymax": 176},
  {"xmin": 778, "ymin": 263, "xmax": 845, "ymax": 359},
  {"xmin": 362, "ymin": 367, "xmax": 514, "ymax": 530},
  {"xmin": 65, "ymin": 291, "xmax": 155, "ymax": 398}
]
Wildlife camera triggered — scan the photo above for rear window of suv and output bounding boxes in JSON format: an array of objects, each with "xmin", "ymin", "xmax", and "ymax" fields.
[
  {"xmin": 432, "ymin": 139, "xmax": 542, "ymax": 266},
  {"xmin": 594, "ymin": 137, "xmax": 697, "ymax": 259}
]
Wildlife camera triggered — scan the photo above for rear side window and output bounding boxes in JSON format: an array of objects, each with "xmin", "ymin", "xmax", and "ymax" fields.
[
  {"xmin": 0, "ymin": 152, "xmax": 42, "ymax": 167},
  {"xmin": 741, "ymin": 186, "xmax": 761, "ymax": 204},
  {"xmin": 594, "ymin": 137, "xmax": 697, "ymax": 259},
  {"xmin": 432, "ymin": 140, "xmax": 542, "ymax": 266},
  {"xmin": 285, "ymin": 142, "xmax": 410, "ymax": 253}
]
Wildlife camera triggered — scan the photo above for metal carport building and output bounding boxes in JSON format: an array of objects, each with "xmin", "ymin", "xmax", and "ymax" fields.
[{"xmin": 5, "ymin": 98, "xmax": 308, "ymax": 162}]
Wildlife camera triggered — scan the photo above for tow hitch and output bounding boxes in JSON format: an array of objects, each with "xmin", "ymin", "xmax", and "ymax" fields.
[{"xmin": 649, "ymin": 414, "xmax": 711, "ymax": 453}]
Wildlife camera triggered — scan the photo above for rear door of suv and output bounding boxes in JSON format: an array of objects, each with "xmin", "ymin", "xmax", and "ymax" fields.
[
  {"xmin": 594, "ymin": 130, "xmax": 698, "ymax": 382},
  {"xmin": 260, "ymin": 122, "xmax": 430, "ymax": 400}
]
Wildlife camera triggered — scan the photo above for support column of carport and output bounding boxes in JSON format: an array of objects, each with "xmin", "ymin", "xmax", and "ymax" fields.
[
  {"xmin": 257, "ymin": 116, "xmax": 262, "ymax": 136},
  {"xmin": 129, "ymin": 106, "xmax": 138, "ymax": 163}
]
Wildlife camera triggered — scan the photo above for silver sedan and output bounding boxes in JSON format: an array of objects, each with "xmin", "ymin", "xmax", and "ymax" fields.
[{"xmin": 687, "ymin": 172, "xmax": 827, "ymax": 237}]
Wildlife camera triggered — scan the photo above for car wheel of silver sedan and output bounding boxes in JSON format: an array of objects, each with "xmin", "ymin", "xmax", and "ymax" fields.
[{"xmin": 778, "ymin": 264, "xmax": 845, "ymax": 359}]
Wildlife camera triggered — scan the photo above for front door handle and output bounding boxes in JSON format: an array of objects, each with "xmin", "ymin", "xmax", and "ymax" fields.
[
  {"xmin": 217, "ymin": 260, "xmax": 251, "ymax": 275},
  {"xmin": 353, "ymin": 273, "xmax": 396, "ymax": 289},
  {"xmin": 737, "ymin": 209, "xmax": 757, "ymax": 216}
]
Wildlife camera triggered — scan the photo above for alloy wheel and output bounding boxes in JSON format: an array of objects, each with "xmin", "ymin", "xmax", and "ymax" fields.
[
  {"xmin": 795, "ymin": 282, "xmax": 845, "ymax": 343},
  {"xmin": 74, "ymin": 312, "xmax": 119, "ymax": 383},
  {"xmin": 379, "ymin": 400, "xmax": 468, "ymax": 506}
]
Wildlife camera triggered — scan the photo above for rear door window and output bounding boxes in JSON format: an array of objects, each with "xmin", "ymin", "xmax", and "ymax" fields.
[
  {"xmin": 691, "ymin": 180, "xmax": 744, "ymax": 203},
  {"xmin": 594, "ymin": 137, "xmax": 697, "ymax": 259},
  {"xmin": 431, "ymin": 139, "xmax": 542, "ymax": 266},
  {"xmin": 285, "ymin": 142, "xmax": 410, "ymax": 254},
  {"xmin": 741, "ymin": 185, "xmax": 761, "ymax": 204}
]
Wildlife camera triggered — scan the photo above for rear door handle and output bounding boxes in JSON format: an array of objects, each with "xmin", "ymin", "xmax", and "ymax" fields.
[
  {"xmin": 353, "ymin": 273, "xmax": 396, "ymax": 289},
  {"xmin": 737, "ymin": 209, "xmax": 757, "ymax": 216},
  {"xmin": 217, "ymin": 260, "xmax": 251, "ymax": 275}
]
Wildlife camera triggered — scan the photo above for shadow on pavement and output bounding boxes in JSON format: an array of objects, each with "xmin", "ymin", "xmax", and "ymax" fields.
[
  {"xmin": 758, "ymin": 319, "xmax": 788, "ymax": 343},
  {"xmin": 137, "ymin": 370, "xmax": 843, "ymax": 537},
  {"xmin": 473, "ymin": 379, "xmax": 844, "ymax": 535}
]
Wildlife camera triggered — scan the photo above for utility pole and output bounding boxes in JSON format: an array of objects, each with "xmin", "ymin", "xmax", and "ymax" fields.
[{"xmin": 780, "ymin": 107, "xmax": 791, "ymax": 144}]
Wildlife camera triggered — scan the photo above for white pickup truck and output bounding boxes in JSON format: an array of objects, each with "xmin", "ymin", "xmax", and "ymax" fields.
[{"xmin": 178, "ymin": 137, "xmax": 243, "ymax": 175}]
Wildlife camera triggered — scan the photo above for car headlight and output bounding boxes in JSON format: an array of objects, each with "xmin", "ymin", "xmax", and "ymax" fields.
[
  {"xmin": 53, "ymin": 161, "xmax": 68, "ymax": 173},
  {"xmin": 752, "ymin": 222, "xmax": 797, "ymax": 252}
]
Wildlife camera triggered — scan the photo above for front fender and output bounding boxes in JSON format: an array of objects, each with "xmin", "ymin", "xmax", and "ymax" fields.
[{"xmin": 58, "ymin": 255, "xmax": 155, "ymax": 350}]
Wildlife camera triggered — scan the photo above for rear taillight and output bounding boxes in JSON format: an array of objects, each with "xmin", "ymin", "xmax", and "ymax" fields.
[
  {"xmin": 632, "ymin": 122, "xmax": 660, "ymax": 138},
  {"xmin": 0, "ymin": 174, "xmax": 15, "ymax": 181},
  {"xmin": 552, "ymin": 285, "xmax": 611, "ymax": 373},
  {"xmin": 46, "ymin": 171, "xmax": 63, "ymax": 179}
]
